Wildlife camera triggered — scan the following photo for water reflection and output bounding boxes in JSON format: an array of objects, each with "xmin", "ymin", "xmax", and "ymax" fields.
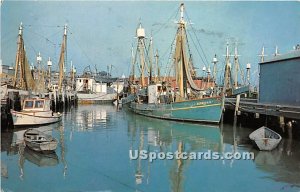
[
  {"xmin": 1, "ymin": 122, "xmax": 65, "ymax": 180},
  {"xmin": 253, "ymin": 134, "xmax": 300, "ymax": 185},
  {"xmin": 2, "ymin": 105, "xmax": 300, "ymax": 191},
  {"xmin": 24, "ymin": 147, "xmax": 59, "ymax": 167},
  {"xmin": 73, "ymin": 105, "xmax": 112, "ymax": 131},
  {"xmin": 58, "ymin": 124, "xmax": 67, "ymax": 178},
  {"xmin": 127, "ymin": 111, "xmax": 300, "ymax": 190},
  {"xmin": 127, "ymin": 113, "xmax": 221, "ymax": 190}
]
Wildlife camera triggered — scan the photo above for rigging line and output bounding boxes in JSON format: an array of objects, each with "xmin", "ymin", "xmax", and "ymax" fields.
[
  {"xmin": 131, "ymin": 43, "xmax": 140, "ymax": 77},
  {"xmin": 152, "ymin": 6, "xmax": 180, "ymax": 36},
  {"xmin": 159, "ymin": 34, "xmax": 177, "ymax": 64},
  {"xmin": 68, "ymin": 28, "xmax": 96, "ymax": 69},
  {"xmin": 142, "ymin": 39, "xmax": 152, "ymax": 75},
  {"xmin": 186, "ymin": 28, "xmax": 208, "ymax": 69},
  {"xmin": 47, "ymin": 29, "xmax": 65, "ymax": 39},
  {"xmin": 24, "ymin": 27, "xmax": 57, "ymax": 46},
  {"xmin": 185, "ymin": 11, "xmax": 210, "ymax": 67},
  {"xmin": 188, "ymin": 26, "xmax": 210, "ymax": 67},
  {"xmin": 165, "ymin": 31, "xmax": 178, "ymax": 80},
  {"xmin": 236, "ymin": 58, "xmax": 246, "ymax": 85},
  {"xmin": 163, "ymin": 34, "xmax": 177, "ymax": 79},
  {"xmin": 23, "ymin": 24, "xmax": 64, "ymax": 28}
]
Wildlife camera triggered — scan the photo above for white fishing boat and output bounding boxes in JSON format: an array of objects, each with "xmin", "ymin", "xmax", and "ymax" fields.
[
  {"xmin": 249, "ymin": 126, "xmax": 282, "ymax": 151},
  {"xmin": 11, "ymin": 98, "xmax": 62, "ymax": 126},
  {"xmin": 76, "ymin": 76, "xmax": 117, "ymax": 104},
  {"xmin": 23, "ymin": 128, "xmax": 58, "ymax": 152}
]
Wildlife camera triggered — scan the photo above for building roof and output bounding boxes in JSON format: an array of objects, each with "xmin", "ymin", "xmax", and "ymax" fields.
[{"xmin": 260, "ymin": 49, "xmax": 300, "ymax": 65}]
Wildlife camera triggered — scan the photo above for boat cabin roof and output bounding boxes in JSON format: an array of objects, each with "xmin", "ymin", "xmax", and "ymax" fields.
[{"xmin": 23, "ymin": 98, "xmax": 51, "ymax": 111}]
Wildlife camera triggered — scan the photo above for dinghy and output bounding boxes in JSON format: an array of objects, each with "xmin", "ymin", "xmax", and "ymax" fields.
[
  {"xmin": 249, "ymin": 126, "xmax": 282, "ymax": 151},
  {"xmin": 24, "ymin": 128, "xmax": 58, "ymax": 152}
]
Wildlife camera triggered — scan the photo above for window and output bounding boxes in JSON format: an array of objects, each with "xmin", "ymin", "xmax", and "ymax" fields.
[
  {"xmin": 24, "ymin": 101, "xmax": 34, "ymax": 108},
  {"xmin": 34, "ymin": 100, "xmax": 44, "ymax": 108}
]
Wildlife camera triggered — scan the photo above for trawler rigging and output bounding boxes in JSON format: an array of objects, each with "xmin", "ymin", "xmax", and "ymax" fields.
[
  {"xmin": 13, "ymin": 23, "xmax": 35, "ymax": 91},
  {"xmin": 130, "ymin": 3, "xmax": 223, "ymax": 124},
  {"xmin": 58, "ymin": 24, "xmax": 67, "ymax": 93}
]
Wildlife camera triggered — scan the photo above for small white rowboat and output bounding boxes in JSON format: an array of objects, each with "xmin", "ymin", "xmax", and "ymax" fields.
[
  {"xmin": 24, "ymin": 128, "xmax": 58, "ymax": 152},
  {"xmin": 249, "ymin": 126, "xmax": 282, "ymax": 151}
]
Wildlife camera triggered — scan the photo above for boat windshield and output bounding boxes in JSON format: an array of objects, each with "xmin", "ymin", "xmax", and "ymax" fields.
[
  {"xmin": 35, "ymin": 100, "xmax": 44, "ymax": 108},
  {"xmin": 24, "ymin": 101, "xmax": 34, "ymax": 109}
]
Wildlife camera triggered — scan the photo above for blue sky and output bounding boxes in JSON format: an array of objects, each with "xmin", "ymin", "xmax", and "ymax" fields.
[{"xmin": 1, "ymin": 1, "xmax": 300, "ymax": 85}]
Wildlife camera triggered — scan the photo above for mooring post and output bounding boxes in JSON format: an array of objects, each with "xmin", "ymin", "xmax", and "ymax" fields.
[{"xmin": 234, "ymin": 94, "xmax": 240, "ymax": 116}]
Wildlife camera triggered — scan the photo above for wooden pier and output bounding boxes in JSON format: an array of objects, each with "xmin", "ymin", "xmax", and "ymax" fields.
[{"xmin": 225, "ymin": 98, "xmax": 300, "ymax": 120}]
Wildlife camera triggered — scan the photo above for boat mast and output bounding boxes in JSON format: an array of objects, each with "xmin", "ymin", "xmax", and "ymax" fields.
[
  {"xmin": 212, "ymin": 54, "xmax": 218, "ymax": 84},
  {"xmin": 148, "ymin": 35, "xmax": 154, "ymax": 83},
  {"xmin": 233, "ymin": 44, "xmax": 240, "ymax": 89},
  {"xmin": 13, "ymin": 22, "xmax": 35, "ymax": 91},
  {"xmin": 274, "ymin": 45, "xmax": 280, "ymax": 56},
  {"xmin": 13, "ymin": 23, "xmax": 23, "ymax": 88},
  {"xmin": 130, "ymin": 45, "xmax": 135, "ymax": 83},
  {"xmin": 136, "ymin": 23, "xmax": 146, "ymax": 88},
  {"xmin": 155, "ymin": 49, "xmax": 159, "ymax": 83},
  {"xmin": 258, "ymin": 46, "xmax": 267, "ymax": 63},
  {"xmin": 246, "ymin": 63, "xmax": 251, "ymax": 85},
  {"xmin": 175, "ymin": 3, "xmax": 186, "ymax": 99},
  {"xmin": 58, "ymin": 24, "xmax": 67, "ymax": 93},
  {"xmin": 47, "ymin": 57, "xmax": 52, "ymax": 89},
  {"xmin": 223, "ymin": 42, "xmax": 232, "ymax": 92},
  {"xmin": 174, "ymin": 3, "xmax": 202, "ymax": 100}
]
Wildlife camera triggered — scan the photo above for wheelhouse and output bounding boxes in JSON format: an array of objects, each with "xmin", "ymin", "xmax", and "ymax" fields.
[{"xmin": 22, "ymin": 98, "xmax": 51, "ymax": 111}]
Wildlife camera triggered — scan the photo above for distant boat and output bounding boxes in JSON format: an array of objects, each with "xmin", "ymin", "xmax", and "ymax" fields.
[
  {"xmin": 75, "ymin": 76, "xmax": 117, "ymax": 104},
  {"xmin": 249, "ymin": 126, "xmax": 282, "ymax": 151},
  {"xmin": 11, "ymin": 98, "xmax": 62, "ymax": 126},
  {"xmin": 23, "ymin": 128, "xmax": 58, "ymax": 152},
  {"xmin": 130, "ymin": 3, "xmax": 223, "ymax": 124}
]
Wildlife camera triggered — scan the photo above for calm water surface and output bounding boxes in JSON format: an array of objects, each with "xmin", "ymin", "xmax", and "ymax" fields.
[{"xmin": 1, "ymin": 105, "xmax": 300, "ymax": 192}]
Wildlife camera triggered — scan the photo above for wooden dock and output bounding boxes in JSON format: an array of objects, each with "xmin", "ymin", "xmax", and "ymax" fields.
[{"xmin": 225, "ymin": 98, "xmax": 300, "ymax": 120}]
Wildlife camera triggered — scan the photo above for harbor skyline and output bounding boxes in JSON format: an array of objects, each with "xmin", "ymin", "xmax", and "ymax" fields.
[{"xmin": 2, "ymin": 1, "xmax": 300, "ymax": 86}]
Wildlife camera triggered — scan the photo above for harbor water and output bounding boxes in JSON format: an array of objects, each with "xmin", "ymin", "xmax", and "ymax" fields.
[{"xmin": 1, "ymin": 105, "xmax": 300, "ymax": 192}]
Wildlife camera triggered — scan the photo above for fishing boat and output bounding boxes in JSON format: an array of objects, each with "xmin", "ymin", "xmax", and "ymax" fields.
[
  {"xmin": 249, "ymin": 126, "xmax": 282, "ymax": 151},
  {"xmin": 11, "ymin": 98, "xmax": 62, "ymax": 126},
  {"xmin": 130, "ymin": 3, "xmax": 223, "ymax": 124},
  {"xmin": 75, "ymin": 76, "xmax": 117, "ymax": 104},
  {"xmin": 23, "ymin": 128, "xmax": 58, "ymax": 152}
]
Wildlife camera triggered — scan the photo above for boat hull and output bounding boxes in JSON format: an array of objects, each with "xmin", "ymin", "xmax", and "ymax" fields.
[
  {"xmin": 24, "ymin": 128, "xmax": 58, "ymax": 152},
  {"xmin": 24, "ymin": 147, "xmax": 59, "ymax": 167},
  {"xmin": 249, "ymin": 126, "xmax": 282, "ymax": 151},
  {"xmin": 77, "ymin": 93, "xmax": 116, "ymax": 104},
  {"xmin": 130, "ymin": 97, "xmax": 222, "ymax": 124},
  {"xmin": 25, "ymin": 140, "xmax": 58, "ymax": 152},
  {"xmin": 11, "ymin": 110, "xmax": 62, "ymax": 126}
]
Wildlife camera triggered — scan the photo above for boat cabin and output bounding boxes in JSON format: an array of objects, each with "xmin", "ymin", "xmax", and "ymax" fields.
[
  {"xmin": 76, "ymin": 77, "xmax": 107, "ymax": 93},
  {"xmin": 22, "ymin": 98, "xmax": 51, "ymax": 111},
  {"xmin": 24, "ymin": 131, "xmax": 47, "ymax": 141}
]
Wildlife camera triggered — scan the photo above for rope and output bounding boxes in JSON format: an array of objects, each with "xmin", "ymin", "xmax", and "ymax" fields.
[
  {"xmin": 68, "ymin": 28, "xmax": 98, "ymax": 72},
  {"xmin": 152, "ymin": 5, "xmax": 179, "ymax": 36},
  {"xmin": 185, "ymin": 11, "xmax": 210, "ymax": 68}
]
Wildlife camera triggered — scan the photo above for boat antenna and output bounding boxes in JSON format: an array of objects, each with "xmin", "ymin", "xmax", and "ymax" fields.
[
  {"xmin": 258, "ymin": 46, "xmax": 267, "ymax": 63},
  {"xmin": 274, "ymin": 45, "xmax": 280, "ymax": 56}
]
